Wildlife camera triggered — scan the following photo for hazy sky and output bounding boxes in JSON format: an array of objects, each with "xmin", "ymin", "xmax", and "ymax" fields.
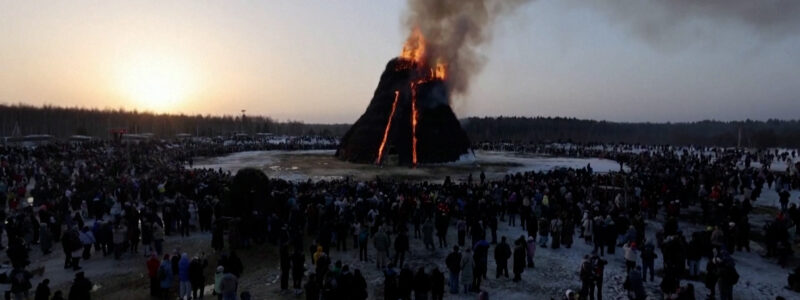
[{"xmin": 1, "ymin": 1, "xmax": 799, "ymax": 123}]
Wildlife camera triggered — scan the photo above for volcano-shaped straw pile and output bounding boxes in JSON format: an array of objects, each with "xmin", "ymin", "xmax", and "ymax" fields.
[{"xmin": 336, "ymin": 31, "xmax": 471, "ymax": 166}]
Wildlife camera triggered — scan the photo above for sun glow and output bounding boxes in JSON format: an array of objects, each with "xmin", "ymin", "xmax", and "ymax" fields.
[{"xmin": 116, "ymin": 53, "xmax": 196, "ymax": 112}]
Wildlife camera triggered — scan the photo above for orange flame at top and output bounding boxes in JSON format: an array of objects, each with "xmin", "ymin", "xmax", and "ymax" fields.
[
  {"xmin": 401, "ymin": 28, "xmax": 426, "ymax": 64},
  {"xmin": 401, "ymin": 28, "xmax": 447, "ymax": 81}
]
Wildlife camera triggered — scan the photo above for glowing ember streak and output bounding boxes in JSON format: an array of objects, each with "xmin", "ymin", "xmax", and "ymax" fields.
[
  {"xmin": 411, "ymin": 83, "xmax": 419, "ymax": 167},
  {"xmin": 376, "ymin": 91, "xmax": 400, "ymax": 164}
]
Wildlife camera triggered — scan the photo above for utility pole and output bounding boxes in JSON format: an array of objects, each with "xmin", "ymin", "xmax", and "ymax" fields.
[
  {"xmin": 737, "ymin": 126, "xmax": 742, "ymax": 149},
  {"xmin": 241, "ymin": 109, "xmax": 246, "ymax": 134}
]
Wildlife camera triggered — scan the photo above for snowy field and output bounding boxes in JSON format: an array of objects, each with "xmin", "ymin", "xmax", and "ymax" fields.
[{"xmin": 192, "ymin": 150, "xmax": 626, "ymax": 182}]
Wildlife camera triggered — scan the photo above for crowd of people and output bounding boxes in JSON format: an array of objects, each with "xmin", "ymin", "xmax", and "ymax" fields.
[{"xmin": 0, "ymin": 139, "xmax": 799, "ymax": 299}]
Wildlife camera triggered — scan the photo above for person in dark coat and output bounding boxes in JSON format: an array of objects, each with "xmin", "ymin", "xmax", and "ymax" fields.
[
  {"xmin": 9, "ymin": 267, "xmax": 32, "ymax": 300},
  {"xmin": 430, "ymin": 266, "xmax": 445, "ymax": 300},
  {"xmin": 228, "ymin": 251, "xmax": 244, "ymax": 278},
  {"xmin": 398, "ymin": 267, "xmax": 414, "ymax": 300},
  {"xmin": 705, "ymin": 258, "xmax": 718, "ymax": 299},
  {"xmin": 716, "ymin": 256, "xmax": 738, "ymax": 300},
  {"xmin": 413, "ymin": 267, "xmax": 430, "ymax": 300},
  {"xmin": 494, "ymin": 236, "xmax": 511, "ymax": 279},
  {"xmin": 305, "ymin": 273, "xmax": 319, "ymax": 300},
  {"xmin": 512, "ymin": 239, "xmax": 525, "ymax": 282},
  {"xmin": 292, "ymin": 249, "xmax": 305, "ymax": 296},
  {"xmin": 353, "ymin": 269, "xmax": 368, "ymax": 300},
  {"xmin": 591, "ymin": 255, "xmax": 607, "ymax": 300},
  {"xmin": 51, "ymin": 290, "xmax": 65, "ymax": 300},
  {"xmin": 189, "ymin": 255, "xmax": 208, "ymax": 299},
  {"xmin": 39, "ymin": 225, "xmax": 52, "ymax": 255},
  {"xmin": 34, "ymin": 278, "xmax": 50, "ymax": 300},
  {"xmin": 211, "ymin": 221, "xmax": 224, "ymax": 252},
  {"xmin": 394, "ymin": 231, "xmax": 409, "ymax": 267},
  {"xmin": 383, "ymin": 264, "xmax": 398, "ymax": 300},
  {"xmin": 640, "ymin": 242, "xmax": 657, "ymax": 282},
  {"xmin": 473, "ymin": 239, "xmax": 490, "ymax": 290},
  {"xmin": 579, "ymin": 255, "xmax": 594, "ymax": 299},
  {"xmin": 445, "ymin": 246, "xmax": 461, "ymax": 294},
  {"xmin": 561, "ymin": 217, "xmax": 574, "ymax": 248},
  {"xmin": 67, "ymin": 272, "xmax": 92, "ymax": 300},
  {"xmin": 280, "ymin": 244, "xmax": 291, "ymax": 292},
  {"xmin": 625, "ymin": 267, "xmax": 646, "ymax": 300}
]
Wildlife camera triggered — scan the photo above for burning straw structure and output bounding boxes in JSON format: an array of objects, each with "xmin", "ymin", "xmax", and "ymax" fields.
[
  {"xmin": 335, "ymin": 55, "xmax": 470, "ymax": 166},
  {"xmin": 337, "ymin": 0, "xmax": 534, "ymax": 166}
]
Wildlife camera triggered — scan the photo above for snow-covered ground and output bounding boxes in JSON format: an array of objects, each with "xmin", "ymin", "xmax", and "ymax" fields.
[{"xmin": 192, "ymin": 150, "xmax": 626, "ymax": 182}]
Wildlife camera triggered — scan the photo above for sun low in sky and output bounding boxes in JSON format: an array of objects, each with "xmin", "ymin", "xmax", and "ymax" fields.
[{"xmin": 115, "ymin": 53, "xmax": 196, "ymax": 112}]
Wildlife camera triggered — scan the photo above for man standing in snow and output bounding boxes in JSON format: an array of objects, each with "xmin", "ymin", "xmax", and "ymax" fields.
[
  {"xmin": 373, "ymin": 228, "xmax": 390, "ymax": 269},
  {"xmin": 512, "ymin": 239, "xmax": 525, "ymax": 282},
  {"xmin": 592, "ymin": 254, "xmax": 607, "ymax": 300},
  {"xmin": 494, "ymin": 236, "xmax": 511, "ymax": 279},
  {"xmin": 779, "ymin": 189, "xmax": 791, "ymax": 211},
  {"xmin": 579, "ymin": 255, "xmax": 594, "ymax": 299},
  {"xmin": 716, "ymin": 254, "xmax": 739, "ymax": 300},
  {"xmin": 394, "ymin": 230, "xmax": 409, "ymax": 268},
  {"xmin": 640, "ymin": 242, "xmax": 657, "ymax": 282},
  {"xmin": 445, "ymin": 246, "xmax": 461, "ymax": 294},
  {"xmin": 473, "ymin": 239, "xmax": 490, "ymax": 288}
]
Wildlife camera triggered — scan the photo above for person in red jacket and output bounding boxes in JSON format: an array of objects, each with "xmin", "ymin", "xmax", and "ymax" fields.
[{"xmin": 146, "ymin": 254, "xmax": 161, "ymax": 297}]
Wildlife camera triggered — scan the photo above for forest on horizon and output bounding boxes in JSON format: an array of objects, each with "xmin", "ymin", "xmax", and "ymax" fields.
[{"xmin": 1, "ymin": 104, "xmax": 799, "ymax": 148}]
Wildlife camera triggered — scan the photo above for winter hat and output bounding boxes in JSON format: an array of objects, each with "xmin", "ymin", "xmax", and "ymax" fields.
[{"xmin": 217, "ymin": 266, "xmax": 224, "ymax": 272}]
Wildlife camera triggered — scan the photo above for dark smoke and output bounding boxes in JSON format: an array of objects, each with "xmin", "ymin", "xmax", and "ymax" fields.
[
  {"xmin": 405, "ymin": 0, "xmax": 534, "ymax": 96},
  {"xmin": 573, "ymin": 1, "xmax": 800, "ymax": 48}
]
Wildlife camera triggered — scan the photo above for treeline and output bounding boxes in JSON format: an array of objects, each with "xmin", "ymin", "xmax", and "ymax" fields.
[
  {"xmin": 0, "ymin": 104, "xmax": 350, "ymax": 138},
  {"xmin": 3, "ymin": 104, "xmax": 800, "ymax": 148},
  {"xmin": 461, "ymin": 116, "xmax": 800, "ymax": 148}
]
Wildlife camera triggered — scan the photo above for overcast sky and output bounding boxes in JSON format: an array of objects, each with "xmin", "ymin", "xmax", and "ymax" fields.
[{"xmin": 1, "ymin": 1, "xmax": 799, "ymax": 123}]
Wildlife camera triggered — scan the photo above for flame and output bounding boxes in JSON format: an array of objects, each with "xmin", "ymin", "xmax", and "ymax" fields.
[
  {"xmin": 433, "ymin": 60, "xmax": 447, "ymax": 80},
  {"xmin": 375, "ymin": 90, "xmax": 400, "ymax": 164},
  {"xmin": 398, "ymin": 28, "xmax": 448, "ymax": 167},
  {"xmin": 400, "ymin": 28, "xmax": 447, "ymax": 82},
  {"xmin": 401, "ymin": 28, "xmax": 426, "ymax": 64},
  {"xmin": 411, "ymin": 83, "xmax": 419, "ymax": 167}
]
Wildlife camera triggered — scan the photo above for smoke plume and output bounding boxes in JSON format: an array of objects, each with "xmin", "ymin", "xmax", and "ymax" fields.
[
  {"xmin": 572, "ymin": 1, "xmax": 800, "ymax": 48},
  {"xmin": 404, "ymin": 0, "xmax": 534, "ymax": 96}
]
